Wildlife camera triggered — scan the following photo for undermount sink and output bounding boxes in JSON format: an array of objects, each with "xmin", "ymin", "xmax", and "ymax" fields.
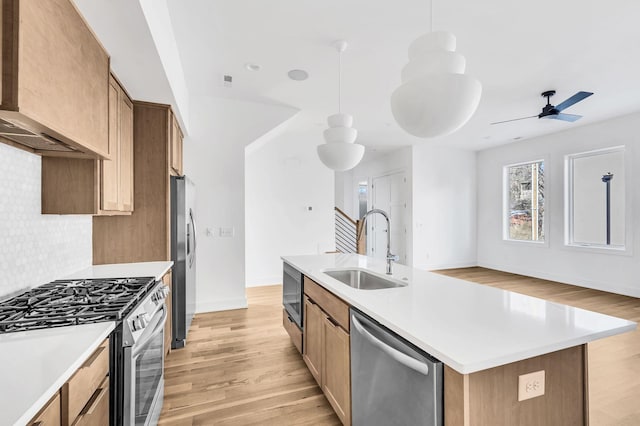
[{"xmin": 324, "ymin": 269, "xmax": 407, "ymax": 290}]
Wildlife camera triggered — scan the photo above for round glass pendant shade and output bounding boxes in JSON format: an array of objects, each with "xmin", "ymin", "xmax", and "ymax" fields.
[
  {"xmin": 391, "ymin": 31, "xmax": 482, "ymax": 138},
  {"xmin": 317, "ymin": 142, "xmax": 365, "ymax": 172}
]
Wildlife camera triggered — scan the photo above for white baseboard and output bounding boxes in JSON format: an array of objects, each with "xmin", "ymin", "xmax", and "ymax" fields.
[
  {"xmin": 196, "ymin": 297, "xmax": 248, "ymax": 314},
  {"xmin": 245, "ymin": 275, "xmax": 281, "ymax": 288},
  {"xmin": 424, "ymin": 260, "xmax": 478, "ymax": 271},
  {"xmin": 478, "ymin": 260, "xmax": 640, "ymax": 298}
]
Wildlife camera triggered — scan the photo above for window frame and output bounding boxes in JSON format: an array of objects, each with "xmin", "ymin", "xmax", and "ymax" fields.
[
  {"xmin": 564, "ymin": 145, "xmax": 632, "ymax": 255},
  {"xmin": 502, "ymin": 159, "xmax": 548, "ymax": 245}
]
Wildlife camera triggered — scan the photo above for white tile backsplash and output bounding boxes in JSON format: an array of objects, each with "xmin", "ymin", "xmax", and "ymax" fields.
[{"xmin": 0, "ymin": 143, "xmax": 92, "ymax": 298}]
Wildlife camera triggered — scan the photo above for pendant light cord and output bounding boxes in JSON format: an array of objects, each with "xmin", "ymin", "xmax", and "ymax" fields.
[{"xmin": 430, "ymin": 0, "xmax": 434, "ymax": 32}]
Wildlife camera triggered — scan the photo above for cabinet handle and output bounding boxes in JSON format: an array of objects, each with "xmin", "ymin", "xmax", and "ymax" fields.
[
  {"xmin": 82, "ymin": 345, "xmax": 105, "ymax": 369},
  {"xmin": 85, "ymin": 384, "xmax": 108, "ymax": 415},
  {"xmin": 326, "ymin": 317, "xmax": 339, "ymax": 328},
  {"xmin": 32, "ymin": 422, "xmax": 43, "ymax": 426},
  {"xmin": 306, "ymin": 297, "xmax": 317, "ymax": 306}
]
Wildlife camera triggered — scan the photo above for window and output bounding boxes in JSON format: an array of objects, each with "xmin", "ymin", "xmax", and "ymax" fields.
[
  {"xmin": 565, "ymin": 146, "xmax": 626, "ymax": 250},
  {"xmin": 504, "ymin": 160, "xmax": 545, "ymax": 242}
]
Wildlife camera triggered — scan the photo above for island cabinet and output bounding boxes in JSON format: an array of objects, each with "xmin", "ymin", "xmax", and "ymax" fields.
[
  {"xmin": 28, "ymin": 392, "xmax": 61, "ymax": 426},
  {"xmin": 41, "ymin": 74, "xmax": 134, "ymax": 215},
  {"xmin": 0, "ymin": 0, "xmax": 110, "ymax": 158},
  {"xmin": 303, "ymin": 276, "xmax": 351, "ymax": 426}
]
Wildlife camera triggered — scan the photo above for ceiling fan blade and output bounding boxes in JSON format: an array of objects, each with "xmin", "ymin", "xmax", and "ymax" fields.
[
  {"xmin": 555, "ymin": 91, "xmax": 593, "ymax": 112},
  {"xmin": 490, "ymin": 115, "xmax": 537, "ymax": 125},
  {"xmin": 550, "ymin": 113, "xmax": 582, "ymax": 122}
]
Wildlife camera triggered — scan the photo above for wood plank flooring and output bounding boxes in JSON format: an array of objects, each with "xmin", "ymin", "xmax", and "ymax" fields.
[
  {"xmin": 160, "ymin": 269, "xmax": 639, "ymax": 425},
  {"xmin": 436, "ymin": 267, "xmax": 640, "ymax": 426},
  {"xmin": 159, "ymin": 286, "xmax": 340, "ymax": 425}
]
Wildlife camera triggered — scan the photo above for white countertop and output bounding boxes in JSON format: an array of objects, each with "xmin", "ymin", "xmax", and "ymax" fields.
[
  {"xmin": 282, "ymin": 253, "xmax": 636, "ymax": 374},
  {"xmin": 0, "ymin": 322, "xmax": 115, "ymax": 426},
  {"xmin": 64, "ymin": 261, "xmax": 173, "ymax": 282}
]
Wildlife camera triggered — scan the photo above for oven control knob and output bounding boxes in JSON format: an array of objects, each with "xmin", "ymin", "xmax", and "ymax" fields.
[
  {"xmin": 159, "ymin": 286, "xmax": 170, "ymax": 299},
  {"xmin": 132, "ymin": 313, "xmax": 149, "ymax": 331}
]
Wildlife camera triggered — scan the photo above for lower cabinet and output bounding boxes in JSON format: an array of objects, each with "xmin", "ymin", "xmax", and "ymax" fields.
[
  {"xmin": 29, "ymin": 339, "xmax": 110, "ymax": 426},
  {"xmin": 28, "ymin": 392, "xmax": 61, "ymax": 426},
  {"xmin": 302, "ymin": 278, "xmax": 351, "ymax": 426}
]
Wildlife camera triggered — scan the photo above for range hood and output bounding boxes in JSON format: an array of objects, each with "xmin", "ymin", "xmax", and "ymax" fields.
[{"xmin": 0, "ymin": 118, "xmax": 77, "ymax": 153}]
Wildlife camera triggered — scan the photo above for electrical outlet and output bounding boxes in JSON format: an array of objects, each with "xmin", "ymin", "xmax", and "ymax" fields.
[{"xmin": 518, "ymin": 370, "xmax": 545, "ymax": 401}]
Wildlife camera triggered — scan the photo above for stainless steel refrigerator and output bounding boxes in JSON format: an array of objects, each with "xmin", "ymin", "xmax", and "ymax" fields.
[{"xmin": 170, "ymin": 175, "xmax": 197, "ymax": 349}]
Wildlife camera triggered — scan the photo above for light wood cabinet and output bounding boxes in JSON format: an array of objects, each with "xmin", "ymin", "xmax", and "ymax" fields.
[
  {"xmin": 93, "ymin": 101, "xmax": 182, "ymax": 264},
  {"xmin": 61, "ymin": 339, "xmax": 109, "ymax": 426},
  {"xmin": 28, "ymin": 392, "xmax": 61, "ymax": 426},
  {"xmin": 0, "ymin": 0, "xmax": 110, "ymax": 158},
  {"xmin": 170, "ymin": 112, "xmax": 183, "ymax": 176},
  {"xmin": 322, "ymin": 316, "xmax": 351, "ymax": 426},
  {"xmin": 70, "ymin": 376, "xmax": 109, "ymax": 426},
  {"xmin": 303, "ymin": 296, "xmax": 324, "ymax": 384},
  {"xmin": 41, "ymin": 74, "xmax": 134, "ymax": 215},
  {"xmin": 282, "ymin": 309, "xmax": 302, "ymax": 354},
  {"xmin": 302, "ymin": 278, "xmax": 351, "ymax": 426}
]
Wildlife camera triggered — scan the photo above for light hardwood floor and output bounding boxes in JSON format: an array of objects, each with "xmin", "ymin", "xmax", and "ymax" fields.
[
  {"xmin": 159, "ymin": 286, "xmax": 340, "ymax": 425},
  {"xmin": 160, "ymin": 269, "xmax": 639, "ymax": 425}
]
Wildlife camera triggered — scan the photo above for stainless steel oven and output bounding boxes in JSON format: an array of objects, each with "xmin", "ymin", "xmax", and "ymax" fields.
[
  {"xmin": 283, "ymin": 262, "xmax": 303, "ymax": 329},
  {"xmin": 119, "ymin": 282, "xmax": 169, "ymax": 426}
]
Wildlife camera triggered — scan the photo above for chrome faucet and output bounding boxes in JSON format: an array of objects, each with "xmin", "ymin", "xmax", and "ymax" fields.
[{"xmin": 360, "ymin": 209, "xmax": 399, "ymax": 274}]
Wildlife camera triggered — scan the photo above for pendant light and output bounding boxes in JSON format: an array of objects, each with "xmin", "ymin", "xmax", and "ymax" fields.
[
  {"xmin": 390, "ymin": 1, "xmax": 481, "ymax": 138},
  {"xmin": 317, "ymin": 40, "xmax": 365, "ymax": 172}
]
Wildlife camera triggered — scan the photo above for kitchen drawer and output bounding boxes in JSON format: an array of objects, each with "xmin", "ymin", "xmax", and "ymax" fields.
[
  {"xmin": 71, "ymin": 375, "xmax": 109, "ymax": 426},
  {"xmin": 28, "ymin": 391, "xmax": 61, "ymax": 425},
  {"xmin": 62, "ymin": 339, "xmax": 109, "ymax": 425},
  {"xmin": 282, "ymin": 309, "xmax": 303, "ymax": 353},
  {"xmin": 304, "ymin": 276, "xmax": 350, "ymax": 331}
]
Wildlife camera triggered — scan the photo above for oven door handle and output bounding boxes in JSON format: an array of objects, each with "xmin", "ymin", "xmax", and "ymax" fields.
[{"xmin": 132, "ymin": 306, "xmax": 167, "ymax": 358}]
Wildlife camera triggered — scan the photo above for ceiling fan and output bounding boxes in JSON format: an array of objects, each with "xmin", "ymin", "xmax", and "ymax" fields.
[{"xmin": 491, "ymin": 90, "xmax": 594, "ymax": 125}]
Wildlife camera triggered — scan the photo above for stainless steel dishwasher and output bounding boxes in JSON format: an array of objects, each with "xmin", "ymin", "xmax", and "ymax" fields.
[{"xmin": 350, "ymin": 309, "xmax": 443, "ymax": 426}]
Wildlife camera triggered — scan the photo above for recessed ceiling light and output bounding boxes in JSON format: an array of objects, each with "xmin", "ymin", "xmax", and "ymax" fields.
[
  {"xmin": 513, "ymin": 136, "xmax": 523, "ymax": 140},
  {"xmin": 288, "ymin": 69, "xmax": 309, "ymax": 81},
  {"xmin": 245, "ymin": 63, "xmax": 261, "ymax": 72}
]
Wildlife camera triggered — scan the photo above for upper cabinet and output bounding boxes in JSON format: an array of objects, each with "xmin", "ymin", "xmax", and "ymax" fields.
[
  {"xmin": 41, "ymin": 74, "xmax": 134, "ymax": 215},
  {"xmin": 170, "ymin": 112, "xmax": 183, "ymax": 176},
  {"xmin": 0, "ymin": 0, "xmax": 110, "ymax": 158}
]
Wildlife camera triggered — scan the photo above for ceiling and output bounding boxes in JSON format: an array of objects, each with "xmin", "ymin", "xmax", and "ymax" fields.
[{"xmin": 166, "ymin": 0, "xmax": 640, "ymax": 151}]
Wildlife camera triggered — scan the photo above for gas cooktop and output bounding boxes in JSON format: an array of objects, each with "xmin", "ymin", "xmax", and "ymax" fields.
[{"xmin": 0, "ymin": 277, "xmax": 156, "ymax": 333}]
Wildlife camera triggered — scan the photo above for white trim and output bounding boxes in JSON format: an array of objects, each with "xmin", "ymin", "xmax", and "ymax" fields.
[
  {"xmin": 196, "ymin": 297, "xmax": 248, "ymax": 313},
  {"xmin": 426, "ymin": 260, "xmax": 478, "ymax": 271},
  {"xmin": 564, "ymin": 145, "xmax": 632, "ymax": 255},
  {"xmin": 478, "ymin": 260, "xmax": 640, "ymax": 298},
  {"xmin": 502, "ymin": 158, "xmax": 548, "ymax": 245}
]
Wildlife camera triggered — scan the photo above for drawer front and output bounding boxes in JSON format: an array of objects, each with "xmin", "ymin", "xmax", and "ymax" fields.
[
  {"xmin": 63, "ymin": 339, "xmax": 109, "ymax": 425},
  {"xmin": 282, "ymin": 309, "xmax": 303, "ymax": 353},
  {"xmin": 29, "ymin": 391, "xmax": 61, "ymax": 425},
  {"xmin": 71, "ymin": 375, "xmax": 109, "ymax": 426},
  {"xmin": 304, "ymin": 276, "xmax": 350, "ymax": 331}
]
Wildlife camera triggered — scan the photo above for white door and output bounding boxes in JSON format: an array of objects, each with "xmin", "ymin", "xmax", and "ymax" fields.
[{"xmin": 369, "ymin": 172, "xmax": 407, "ymax": 264}]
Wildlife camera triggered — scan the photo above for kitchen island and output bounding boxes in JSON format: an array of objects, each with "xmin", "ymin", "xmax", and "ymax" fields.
[{"xmin": 282, "ymin": 253, "xmax": 636, "ymax": 425}]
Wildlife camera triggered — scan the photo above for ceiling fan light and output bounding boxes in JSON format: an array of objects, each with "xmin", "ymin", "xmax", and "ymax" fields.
[
  {"xmin": 317, "ymin": 143, "xmax": 365, "ymax": 171},
  {"xmin": 391, "ymin": 72, "xmax": 482, "ymax": 137}
]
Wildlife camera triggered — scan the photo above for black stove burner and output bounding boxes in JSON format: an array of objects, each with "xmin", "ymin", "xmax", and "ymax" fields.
[{"xmin": 0, "ymin": 277, "xmax": 156, "ymax": 333}]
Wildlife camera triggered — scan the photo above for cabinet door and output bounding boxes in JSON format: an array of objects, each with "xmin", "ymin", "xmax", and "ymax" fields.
[
  {"xmin": 118, "ymin": 94, "xmax": 134, "ymax": 212},
  {"xmin": 170, "ymin": 115, "xmax": 183, "ymax": 175},
  {"xmin": 101, "ymin": 77, "xmax": 120, "ymax": 211},
  {"xmin": 323, "ymin": 318, "xmax": 351, "ymax": 426},
  {"xmin": 302, "ymin": 296, "xmax": 324, "ymax": 385},
  {"xmin": 29, "ymin": 392, "xmax": 61, "ymax": 425}
]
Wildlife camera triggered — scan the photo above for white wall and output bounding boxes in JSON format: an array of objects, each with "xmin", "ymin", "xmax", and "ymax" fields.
[
  {"xmin": 245, "ymin": 115, "xmax": 335, "ymax": 287},
  {"xmin": 0, "ymin": 144, "xmax": 92, "ymax": 298},
  {"xmin": 184, "ymin": 95, "xmax": 298, "ymax": 312},
  {"xmin": 412, "ymin": 144, "xmax": 477, "ymax": 270},
  {"xmin": 477, "ymin": 113, "xmax": 640, "ymax": 297}
]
